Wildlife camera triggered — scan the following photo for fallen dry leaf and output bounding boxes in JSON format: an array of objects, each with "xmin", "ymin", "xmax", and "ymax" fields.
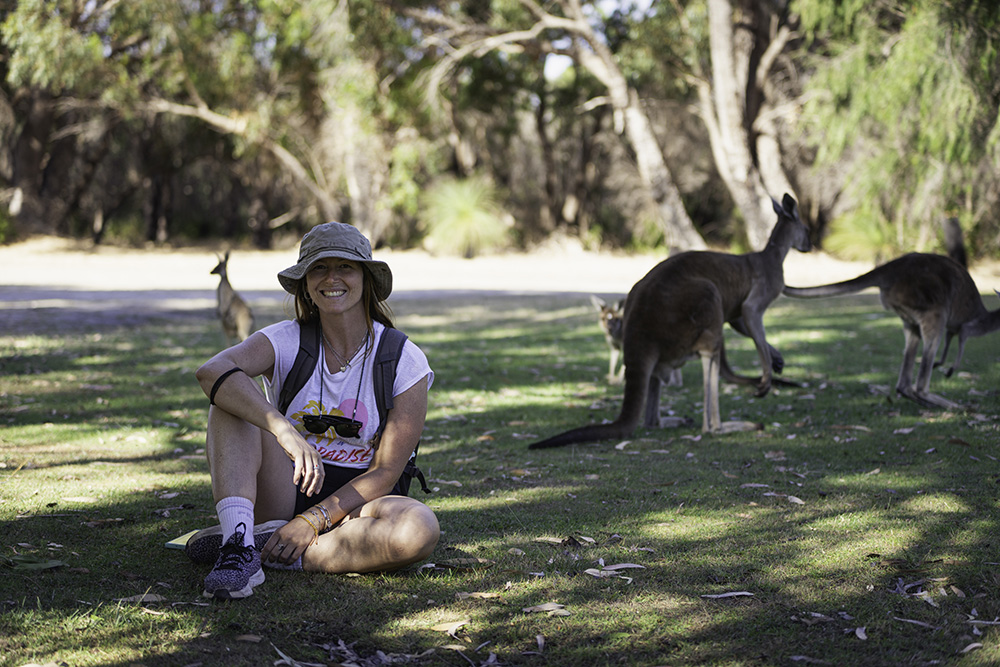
[
  {"xmin": 236, "ymin": 634, "xmax": 263, "ymax": 643},
  {"xmin": 893, "ymin": 616, "xmax": 939, "ymax": 630},
  {"xmin": 854, "ymin": 627, "xmax": 867, "ymax": 640},
  {"xmin": 701, "ymin": 591, "xmax": 753, "ymax": 599},
  {"xmin": 583, "ymin": 568, "xmax": 617, "ymax": 578},
  {"xmin": 960, "ymin": 642, "xmax": 983, "ymax": 654},
  {"xmin": 116, "ymin": 593, "xmax": 166, "ymax": 604},
  {"xmin": 522, "ymin": 602, "xmax": 569, "ymax": 616},
  {"xmin": 455, "ymin": 591, "xmax": 501, "ymax": 600},
  {"xmin": 431, "ymin": 619, "xmax": 470, "ymax": 638},
  {"xmin": 602, "ymin": 563, "xmax": 646, "ymax": 571}
]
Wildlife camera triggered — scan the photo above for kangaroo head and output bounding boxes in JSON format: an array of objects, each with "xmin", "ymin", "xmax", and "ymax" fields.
[
  {"xmin": 771, "ymin": 193, "xmax": 811, "ymax": 254},
  {"xmin": 590, "ymin": 295, "xmax": 625, "ymax": 342},
  {"xmin": 211, "ymin": 250, "xmax": 231, "ymax": 276}
]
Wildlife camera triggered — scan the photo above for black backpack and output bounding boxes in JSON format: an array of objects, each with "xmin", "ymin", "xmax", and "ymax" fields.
[{"xmin": 276, "ymin": 319, "xmax": 430, "ymax": 496}]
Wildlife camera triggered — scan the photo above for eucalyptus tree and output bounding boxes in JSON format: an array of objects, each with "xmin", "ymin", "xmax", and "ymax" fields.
[
  {"xmin": 401, "ymin": 0, "xmax": 709, "ymax": 250},
  {"xmin": 1, "ymin": 0, "xmax": 403, "ymax": 244},
  {"xmin": 794, "ymin": 0, "xmax": 1000, "ymax": 260}
]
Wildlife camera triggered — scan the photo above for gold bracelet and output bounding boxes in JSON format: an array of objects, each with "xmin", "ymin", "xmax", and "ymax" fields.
[{"xmin": 295, "ymin": 513, "xmax": 320, "ymax": 544}]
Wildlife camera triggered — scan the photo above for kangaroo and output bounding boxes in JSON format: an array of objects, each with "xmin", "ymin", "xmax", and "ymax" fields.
[
  {"xmin": 529, "ymin": 194, "xmax": 811, "ymax": 449},
  {"xmin": 590, "ymin": 294, "xmax": 797, "ymax": 389},
  {"xmin": 591, "ymin": 295, "xmax": 683, "ymax": 387},
  {"xmin": 211, "ymin": 250, "xmax": 255, "ymax": 346},
  {"xmin": 784, "ymin": 253, "xmax": 1000, "ymax": 410}
]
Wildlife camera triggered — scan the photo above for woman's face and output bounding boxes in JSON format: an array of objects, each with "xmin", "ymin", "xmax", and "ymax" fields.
[{"xmin": 304, "ymin": 258, "xmax": 365, "ymax": 318}]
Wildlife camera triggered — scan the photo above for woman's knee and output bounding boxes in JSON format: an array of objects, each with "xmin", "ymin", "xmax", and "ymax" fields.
[{"xmin": 391, "ymin": 502, "xmax": 440, "ymax": 561}]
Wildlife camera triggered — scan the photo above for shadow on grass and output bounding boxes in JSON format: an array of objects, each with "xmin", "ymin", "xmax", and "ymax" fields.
[{"xmin": 2, "ymin": 290, "xmax": 999, "ymax": 665}]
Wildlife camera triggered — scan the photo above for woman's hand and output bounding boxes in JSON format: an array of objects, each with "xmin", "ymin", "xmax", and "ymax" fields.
[
  {"xmin": 274, "ymin": 422, "xmax": 325, "ymax": 496},
  {"xmin": 260, "ymin": 517, "xmax": 317, "ymax": 565}
]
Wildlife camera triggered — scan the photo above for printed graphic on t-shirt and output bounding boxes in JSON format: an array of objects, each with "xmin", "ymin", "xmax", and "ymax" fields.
[{"xmin": 291, "ymin": 398, "xmax": 375, "ymax": 466}]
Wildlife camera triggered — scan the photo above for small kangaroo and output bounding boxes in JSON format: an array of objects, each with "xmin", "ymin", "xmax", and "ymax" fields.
[
  {"xmin": 211, "ymin": 250, "xmax": 255, "ymax": 346},
  {"xmin": 784, "ymin": 253, "xmax": 1000, "ymax": 410},
  {"xmin": 530, "ymin": 194, "xmax": 810, "ymax": 448}
]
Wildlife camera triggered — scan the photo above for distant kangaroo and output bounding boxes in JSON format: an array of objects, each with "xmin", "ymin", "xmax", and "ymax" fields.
[
  {"xmin": 530, "ymin": 194, "xmax": 810, "ymax": 448},
  {"xmin": 784, "ymin": 253, "xmax": 1000, "ymax": 410},
  {"xmin": 211, "ymin": 250, "xmax": 254, "ymax": 346}
]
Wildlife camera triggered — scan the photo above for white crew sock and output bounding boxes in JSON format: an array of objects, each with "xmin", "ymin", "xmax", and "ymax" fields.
[{"xmin": 215, "ymin": 496, "xmax": 255, "ymax": 548}]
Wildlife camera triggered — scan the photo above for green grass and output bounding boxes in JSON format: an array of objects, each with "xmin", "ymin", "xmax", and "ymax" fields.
[{"xmin": 2, "ymin": 291, "xmax": 999, "ymax": 666}]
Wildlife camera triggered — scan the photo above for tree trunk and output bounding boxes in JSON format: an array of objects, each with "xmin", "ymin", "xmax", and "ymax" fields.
[
  {"xmin": 572, "ymin": 13, "xmax": 706, "ymax": 250},
  {"xmin": 706, "ymin": 0, "xmax": 777, "ymax": 249}
]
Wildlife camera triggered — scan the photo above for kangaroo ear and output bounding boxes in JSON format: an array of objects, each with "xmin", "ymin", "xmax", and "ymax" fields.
[
  {"xmin": 771, "ymin": 197, "xmax": 782, "ymax": 215},
  {"xmin": 590, "ymin": 294, "xmax": 607, "ymax": 310},
  {"xmin": 782, "ymin": 193, "xmax": 797, "ymax": 214}
]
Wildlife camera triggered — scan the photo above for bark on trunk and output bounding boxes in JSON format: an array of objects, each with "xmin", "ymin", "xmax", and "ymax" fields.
[{"xmin": 707, "ymin": 0, "xmax": 774, "ymax": 249}]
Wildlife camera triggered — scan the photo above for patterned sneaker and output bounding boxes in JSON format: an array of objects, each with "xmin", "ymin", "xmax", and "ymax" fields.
[
  {"xmin": 202, "ymin": 523, "xmax": 265, "ymax": 600},
  {"xmin": 185, "ymin": 519, "xmax": 287, "ymax": 565}
]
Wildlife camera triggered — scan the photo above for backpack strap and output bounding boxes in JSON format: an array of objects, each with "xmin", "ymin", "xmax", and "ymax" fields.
[
  {"xmin": 372, "ymin": 327, "xmax": 431, "ymax": 495},
  {"xmin": 278, "ymin": 319, "xmax": 321, "ymax": 416}
]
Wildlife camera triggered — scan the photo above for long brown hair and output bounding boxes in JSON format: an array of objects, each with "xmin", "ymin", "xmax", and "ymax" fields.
[{"xmin": 293, "ymin": 265, "xmax": 395, "ymax": 339}]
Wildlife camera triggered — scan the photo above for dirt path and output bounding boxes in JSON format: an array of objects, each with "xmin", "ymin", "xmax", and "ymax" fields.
[{"xmin": 2, "ymin": 235, "xmax": 997, "ymax": 334}]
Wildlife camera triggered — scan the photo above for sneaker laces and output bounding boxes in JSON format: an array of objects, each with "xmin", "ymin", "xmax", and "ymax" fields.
[{"xmin": 215, "ymin": 523, "xmax": 255, "ymax": 571}]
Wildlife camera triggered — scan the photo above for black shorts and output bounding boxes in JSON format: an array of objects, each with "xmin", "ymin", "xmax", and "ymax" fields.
[{"xmin": 293, "ymin": 463, "xmax": 365, "ymax": 516}]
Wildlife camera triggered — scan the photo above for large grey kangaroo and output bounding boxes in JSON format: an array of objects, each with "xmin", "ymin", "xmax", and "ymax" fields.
[
  {"xmin": 783, "ymin": 253, "xmax": 1000, "ymax": 410},
  {"xmin": 529, "ymin": 194, "xmax": 810, "ymax": 449},
  {"xmin": 590, "ymin": 294, "xmax": 799, "ymax": 389},
  {"xmin": 211, "ymin": 250, "xmax": 255, "ymax": 346}
]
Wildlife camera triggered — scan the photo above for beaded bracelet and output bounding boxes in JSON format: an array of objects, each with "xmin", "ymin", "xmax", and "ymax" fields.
[
  {"xmin": 313, "ymin": 504, "xmax": 333, "ymax": 531},
  {"xmin": 295, "ymin": 512, "xmax": 320, "ymax": 544},
  {"xmin": 305, "ymin": 507, "xmax": 326, "ymax": 532}
]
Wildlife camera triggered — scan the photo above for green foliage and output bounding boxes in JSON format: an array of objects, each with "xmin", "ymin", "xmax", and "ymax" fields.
[
  {"xmin": 419, "ymin": 175, "xmax": 512, "ymax": 257},
  {"xmin": 795, "ymin": 0, "xmax": 1000, "ymax": 260}
]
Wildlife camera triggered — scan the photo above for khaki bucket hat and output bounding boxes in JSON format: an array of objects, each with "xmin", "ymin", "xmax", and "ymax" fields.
[{"xmin": 277, "ymin": 222, "xmax": 393, "ymax": 300}]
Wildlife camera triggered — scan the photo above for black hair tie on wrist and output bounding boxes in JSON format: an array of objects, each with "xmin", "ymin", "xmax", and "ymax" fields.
[{"xmin": 209, "ymin": 367, "xmax": 244, "ymax": 405}]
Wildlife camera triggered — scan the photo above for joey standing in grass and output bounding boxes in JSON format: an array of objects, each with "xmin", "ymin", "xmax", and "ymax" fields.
[
  {"xmin": 530, "ymin": 194, "xmax": 811, "ymax": 448},
  {"xmin": 784, "ymin": 253, "xmax": 1000, "ymax": 410},
  {"xmin": 211, "ymin": 250, "xmax": 255, "ymax": 346}
]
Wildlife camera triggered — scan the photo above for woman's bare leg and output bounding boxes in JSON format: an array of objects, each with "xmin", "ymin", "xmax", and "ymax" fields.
[
  {"xmin": 302, "ymin": 496, "xmax": 439, "ymax": 573},
  {"xmin": 205, "ymin": 406, "xmax": 296, "ymax": 519},
  {"xmin": 205, "ymin": 406, "xmax": 263, "ymax": 503}
]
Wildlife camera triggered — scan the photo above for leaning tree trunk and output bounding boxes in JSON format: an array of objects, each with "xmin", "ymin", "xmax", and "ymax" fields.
[
  {"xmin": 706, "ymin": 0, "xmax": 778, "ymax": 249},
  {"xmin": 574, "ymin": 24, "xmax": 706, "ymax": 250}
]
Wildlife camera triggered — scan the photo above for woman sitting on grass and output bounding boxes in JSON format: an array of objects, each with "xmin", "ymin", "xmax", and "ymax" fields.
[{"xmin": 188, "ymin": 222, "xmax": 439, "ymax": 599}]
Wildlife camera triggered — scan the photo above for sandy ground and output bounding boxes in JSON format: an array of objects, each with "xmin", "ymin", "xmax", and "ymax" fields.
[{"xmin": 1, "ymin": 235, "xmax": 998, "ymax": 332}]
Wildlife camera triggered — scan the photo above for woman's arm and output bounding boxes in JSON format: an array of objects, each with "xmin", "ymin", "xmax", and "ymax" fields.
[{"xmin": 195, "ymin": 331, "xmax": 325, "ymax": 496}]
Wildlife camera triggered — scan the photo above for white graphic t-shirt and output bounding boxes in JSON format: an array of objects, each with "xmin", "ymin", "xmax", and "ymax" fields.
[{"xmin": 260, "ymin": 320, "xmax": 433, "ymax": 468}]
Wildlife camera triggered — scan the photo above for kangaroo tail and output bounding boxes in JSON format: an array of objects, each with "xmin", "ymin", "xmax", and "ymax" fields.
[
  {"xmin": 527, "ymin": 421, "xmax": 635, "ymax": 450},
  {"xmin": 783, "ymin": 271, "xmax": 881, "ymax": 298}
]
